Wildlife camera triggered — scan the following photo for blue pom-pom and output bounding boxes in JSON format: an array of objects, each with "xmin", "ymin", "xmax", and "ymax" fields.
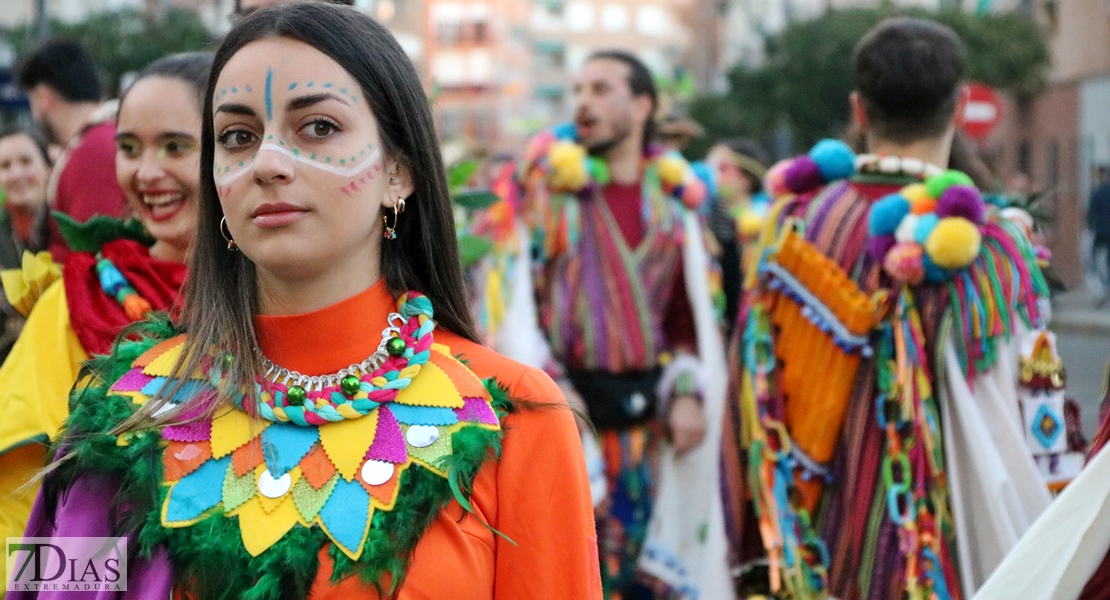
[
  {"xmin": 922, "ymin": 253, "xmax": 952, "ymax": 282},
  {"xmin": 690, "ymin": 161, "xmax": 718, "ymax": 199},
  {"xmin": 809, "ymin": 139, "xmax": 856, "ymax": 181},
  {"xmin": 913, "ymin": 213, "xmax": 939, "ymax": 245},
  {"xmin": 552, "ymin": 122, "xmax": 577, "ymax": 141},
  {"xmin": 869, "ymin": 194, "xmax": 911, "ymax": 236}
]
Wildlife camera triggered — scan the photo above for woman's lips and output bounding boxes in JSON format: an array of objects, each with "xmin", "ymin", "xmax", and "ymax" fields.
[
  {"xmin": 141, "ymin": 191, "xmax": 186, "ymax": 222},
  {"xmin": 251, "ymin": 202, "xmax": 309, "ymax": 229}
]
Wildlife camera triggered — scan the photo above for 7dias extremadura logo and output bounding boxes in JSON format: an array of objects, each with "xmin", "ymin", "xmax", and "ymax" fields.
[{"xmin": 6, "ymin": 537, "xmax": 127, "ymax": 592}]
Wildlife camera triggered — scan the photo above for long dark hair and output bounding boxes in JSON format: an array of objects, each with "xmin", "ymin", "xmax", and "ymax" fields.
[{"xmin": 121, "ymin": 3, "xmax": 477, "ymax": 430}]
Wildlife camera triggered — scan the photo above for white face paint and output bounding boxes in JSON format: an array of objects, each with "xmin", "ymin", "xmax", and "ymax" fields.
[{"xmin": 213, "ymin": 140, "xmax": 381, "ymax": 194}]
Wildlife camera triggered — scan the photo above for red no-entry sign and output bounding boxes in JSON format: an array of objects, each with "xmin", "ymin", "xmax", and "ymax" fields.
[{"xmin": 962, "ymin": 82, "xmax": 1002, "ymax": 140}]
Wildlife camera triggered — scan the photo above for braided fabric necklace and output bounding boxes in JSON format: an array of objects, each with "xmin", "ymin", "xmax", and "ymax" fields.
[{"xmin": 214, "ymin": 292, "xmax": 436, "ymax": 426}]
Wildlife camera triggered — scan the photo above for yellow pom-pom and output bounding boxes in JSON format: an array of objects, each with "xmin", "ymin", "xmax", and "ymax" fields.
[
  {"xmin": 547, "ymin": 141, "xmax": 588, "ymax": 190},
  {"xmin": 901, "ymin": 183, "xmax": 931, "ymax": 204},
  {"xmin": 658, "ymin": 156, "xmax": 687, "ymax": 187},
  {"xmin": 738, "ymin": 211, "xmax": 764, "ymax": 239},
  {"xmin": 925, "ymin": 217, "xmax": 981, "ymax": 269}
]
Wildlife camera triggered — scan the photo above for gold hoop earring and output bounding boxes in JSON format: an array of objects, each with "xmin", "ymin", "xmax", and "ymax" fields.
[
  {"xmin": 383, "ymin": 197, "xmax": 405, "ymax": 240},
  {"xmin": 220, "ymin": 217, "xmax": 237, "ymax": 251}
]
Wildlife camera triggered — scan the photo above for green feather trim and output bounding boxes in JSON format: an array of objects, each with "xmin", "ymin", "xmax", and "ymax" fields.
[
  {"xmin": 53, "ymin": 211, "xmax": 155, "ymax": 253},
  {"xmin": 46, "ymin": 325, "xmax": 511, "ymax": 600}
]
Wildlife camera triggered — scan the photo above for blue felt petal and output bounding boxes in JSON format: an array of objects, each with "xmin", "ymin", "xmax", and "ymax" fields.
[
  {"xmin": 261, "ymin": 422, "xmax": 320, "ymax": 476},
  {"xmin": 141, "ymin": 377, "xmax": 170, "ymax": 396},
  {"xmin": 387, "ymin": 403, "xmax": 458, "ymax": 426},
  {"xmin": 319, "ymin": 478, "xmax": 370, "ymax": 554},
  {"xmin": 165, "ymin": 456, "xmax": 231, "ymax": 523},
  {"xmin": 171, "ymin": 380, "xmax": 209, "ymax": 403}
]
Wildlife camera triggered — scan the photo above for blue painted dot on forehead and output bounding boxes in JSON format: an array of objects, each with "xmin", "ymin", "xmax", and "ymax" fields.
[
  {"xmin": 246, "ymin": 85, "xmax": 252, "ymax": 93},
  {"xmin": 231, "ymin": 86, "xmax": 238, "ymax": 93},
  {"xmin": 323, "ymin": 83, "xmax": 332, "ymax": 88},
  {"xmin": 307, "ymin": 82, "xmax": 314, "ymax": 88},
  {"xmin": 289, "ymin": 82, "xmax": 297, "ymax": 91}
]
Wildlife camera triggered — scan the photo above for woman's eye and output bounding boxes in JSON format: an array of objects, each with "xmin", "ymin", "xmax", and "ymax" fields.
[
  {"xmin": 303, "ymin": 119, "xmax": 340, "ymax": 138},
  {"xmin": 164, "ymin": 140, "xmax": 195, "ymax": 155},
  {"xmin": 218, "ymin": 130, "xmax": 256, "ymax": 150},
  {"xmin": 118, "ymin": 142, "xmax": 140, "ymax": 157}
]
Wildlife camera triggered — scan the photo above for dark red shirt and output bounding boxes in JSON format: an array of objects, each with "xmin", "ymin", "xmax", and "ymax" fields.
[
  {"xmin": 603, "ymin": 182, "xmax": 698, "ymax": 354},
  {"xmin": 48, "ymin": 121, "xmax": 127, "ymax": 263}
]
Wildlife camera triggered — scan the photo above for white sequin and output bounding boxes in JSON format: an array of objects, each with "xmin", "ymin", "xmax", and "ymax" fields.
[
  {"xmin": 406, "ymin": 425, "xmax": 440, "ymax": 448},
  {"xmin": 361, "ymin": 459, "xmax": 395, "ymax": 486},
  {"xmin": 258, "ymin": 469, "xmax": 292, "ymax": 498}
]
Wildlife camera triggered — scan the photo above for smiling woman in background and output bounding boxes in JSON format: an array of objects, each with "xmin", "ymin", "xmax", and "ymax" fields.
[
  {"xmin": 0, "ymin": 52, "xmax": 210, "ymax": 550},
  {"xmin": 0, "ymin": 127, "xmax": 52, "ymax": 270}
]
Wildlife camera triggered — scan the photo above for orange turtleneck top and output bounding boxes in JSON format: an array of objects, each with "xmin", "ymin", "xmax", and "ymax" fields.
[{"xmin": 251, "ymin": 281, "xmax": 602, "ymax": 599}]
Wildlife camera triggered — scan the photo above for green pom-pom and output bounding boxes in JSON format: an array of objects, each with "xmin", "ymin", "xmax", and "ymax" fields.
[
  {"xmin": 587, "ymin": 157, "xmax": 610, "ymax": 187},
  {"xmin": 925, "ymin": 170, "xmax": 974, "ymax": 199}
]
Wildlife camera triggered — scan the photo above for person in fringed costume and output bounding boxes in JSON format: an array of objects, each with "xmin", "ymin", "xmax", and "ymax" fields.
[
  {"xmin": 489, "ymin": 50, "xmax": 732, "ymax": 599},
  {"xmin": 721, "ymin": 18, "xmax": 1065, "ymax": 600},
  {"xmin": 978, "ymin": 350, "xmax": 1110, "ymax": 597},
  {"xmin": 0, "ymin": 52, "xmax": 209, "ymax": 554},
  {"xmin": 12, "ymin": 5, "xmax": 599, "ymax": 599}
]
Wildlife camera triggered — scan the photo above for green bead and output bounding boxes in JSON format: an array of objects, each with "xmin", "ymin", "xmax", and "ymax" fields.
[
  {"xmin": 386, "ymin": 337, "xmax": 407, "ymax": 357},
  {"xmin": 287, "ymin": 385, "xmax": 307, "ymax": 406},
  {"xmin": 341, "ymin": 375, "xmax": 361, "ymax": 397},
  {"xmin": 222, "ymin": 353, "xmax": 234, "ymax": 368}
]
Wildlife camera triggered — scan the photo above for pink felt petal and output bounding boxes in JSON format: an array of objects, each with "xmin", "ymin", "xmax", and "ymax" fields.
[
  {"xmin": 111, "ymin": 369, "xmax": 154, "ymax": 393},
  {"xmin": 456, "ymin": 398, "xmax": 499, "ymax": 426},
  {"xmin": 162, "ymin": 419, "xmax": 213, "ymax": 443},
  {"xmin": 365, "ymin": 407, "xmax": 407, "ymax": 464}
]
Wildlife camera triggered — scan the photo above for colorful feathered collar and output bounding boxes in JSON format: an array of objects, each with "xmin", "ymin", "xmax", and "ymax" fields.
[{"xmin": 107, "ymin": 332, "xmax": 501, "ymax": 561}]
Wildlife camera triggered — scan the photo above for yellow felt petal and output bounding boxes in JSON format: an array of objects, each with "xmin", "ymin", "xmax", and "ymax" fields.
[
  {"xmin": 235, "ymin": 495, "xmax": 301, "ymax": 557},
  {"xmin": 142, "ymin": 343, "xmax": 186, "ymax": 377},
  {"xmin": 210, "ymin": 408, "xmax": 264, "ymax": 458},
  {"xmin": 257, "ymin": 466, "xmax": 301, "ymax": 514},
  {"xmin": 318, "ymin": 410, "xmax": 378, "ymax": 481},
  {"xmin": 393, "ymin": 362, "xmax": 464, "ymax": 408}
]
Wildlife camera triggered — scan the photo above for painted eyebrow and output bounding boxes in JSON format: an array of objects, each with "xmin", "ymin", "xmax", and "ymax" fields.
[
  {"xmin": 215, "ymin": 103, "xmax": 257, "ymax": 116},
  {"xmin": 288, "ymin": 93, "xmax": 350, "ymax": 111},
  {"xmin": 115, "ymin": 131, "xmax": 197, "ymax": 142}
]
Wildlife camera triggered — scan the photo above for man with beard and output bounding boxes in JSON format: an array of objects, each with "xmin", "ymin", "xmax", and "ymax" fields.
[
  {"xmin": 17, "ymin": 39, "xmax": 126, "ymax": 263},
  {"xmin": 501, "ymin": 50, "xmax": 730, "ymax": 598}
]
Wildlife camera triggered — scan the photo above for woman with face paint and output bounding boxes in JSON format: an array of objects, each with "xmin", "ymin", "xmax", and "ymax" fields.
[
  {"xmin": 13, "ymin": 5, "xmax": 599, "ymax": 600},
  {"xmin": 0, "ymin": 53, "xmax": 210, "ymax": 556}
]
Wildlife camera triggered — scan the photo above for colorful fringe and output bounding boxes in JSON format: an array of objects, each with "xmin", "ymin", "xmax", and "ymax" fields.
[
  {"xmin": 945, "ymin": 219, "xmax": 1049, "ymax": 381},
  {"xmin": 596, "ymin": 425, "xmax": 658, "ymax": 598}
]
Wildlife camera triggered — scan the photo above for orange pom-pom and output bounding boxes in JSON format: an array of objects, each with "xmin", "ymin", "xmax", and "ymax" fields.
[
  {"xmin": 910, "ymin": 197, "xmax": 937, "ymax": 215},
  {"xmin": 123, "ymin": 294, "xmax": 153, "ymax": 321}
]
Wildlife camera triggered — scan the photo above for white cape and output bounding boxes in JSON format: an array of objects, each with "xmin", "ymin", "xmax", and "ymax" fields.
[{"xmin": 942, "ymin": 321, "xmax": 1052, "ymax": 598}]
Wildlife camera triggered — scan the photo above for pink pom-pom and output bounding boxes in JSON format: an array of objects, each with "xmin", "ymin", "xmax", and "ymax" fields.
[
  {"xmin": 883, "ymin": 242, "xmax": 925, "ymax": 284},
  {"xmin": 681, "ymin": 177, "xmax": 707, "ymax": 209},
  {"xmin": 936, "ymin": 185, "xmax": 986, "ymax": 224},
  {"xmin": 765, "ymin": 159, "xmax": 793, "ymax": 198},
  {"xmin": 784, "ymin": 156, "xmax": 824, "ymax": 193},
  {"xmin": 867, "ymin": 234, "xmax": 897, "ymax": 262}
]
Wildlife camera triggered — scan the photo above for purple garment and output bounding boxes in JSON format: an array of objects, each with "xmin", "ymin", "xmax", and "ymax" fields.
[{"xmin": 9, "ymin": 474, "xmax": 173, "ymax": 600}]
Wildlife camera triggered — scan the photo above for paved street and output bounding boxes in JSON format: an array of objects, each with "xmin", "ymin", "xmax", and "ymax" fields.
[
  {"xmin": 1052, "ymin": 286, "xmax": 1110, "ymax": 438},
  {"xmin": 1057, "ymin": 330, "xmax": 1110, "ymax": 438}
]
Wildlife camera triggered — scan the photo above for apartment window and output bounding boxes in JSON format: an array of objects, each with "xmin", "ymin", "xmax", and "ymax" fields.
[
  {"xmin": 437, "ymin": 22, "xmax": 462, "ymax": 46},
  {"xmin": 538, "ymin": 0, "xmax": 564, "ymax": 18},
  {"xmin": 601, "ymin": 4, "xmax": 629, "ymax": 32},
  {"xmin": 533, "ymin": 41, "xmax": 566, "ymax": 70},
  {"xmin": 566, "ymin": 2, "xmax": 594, "ymax": 32},
  {"xmin": 636, "ymin": 5, "xmax": 668, "ymax": 37}
]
